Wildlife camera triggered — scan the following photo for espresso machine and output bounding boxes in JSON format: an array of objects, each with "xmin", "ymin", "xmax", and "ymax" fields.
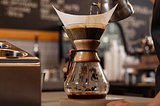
[
  {"xmin": 53, "ymin": 0, "xmax": 134, "ymax": 105},
  {"xmin": 0, "ymin": 41, "xmax": 41, "ymax": 106}
]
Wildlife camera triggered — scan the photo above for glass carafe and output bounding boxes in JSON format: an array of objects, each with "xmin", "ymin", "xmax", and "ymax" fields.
[{"xmin": 64, "ymin": 39, "xmax": 109, "ymax": 99}]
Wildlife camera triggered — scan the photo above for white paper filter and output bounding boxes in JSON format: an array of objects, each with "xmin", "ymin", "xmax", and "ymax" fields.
[{"xmin": 52, "ymin": 4, "xmax": 118, "ymax": 27}]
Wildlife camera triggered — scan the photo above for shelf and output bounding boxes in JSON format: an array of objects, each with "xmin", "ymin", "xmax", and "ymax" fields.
[
  {"xmin": 137, "ymin": 83, "xmax": 155, "ymax": 87},
  {"xmin": 123, "ymin": 62, "xmax": 158, "ymax": 70},
  {"xmin": 0, "ymin": 28, "xmax": 59, "ymax": 41}
]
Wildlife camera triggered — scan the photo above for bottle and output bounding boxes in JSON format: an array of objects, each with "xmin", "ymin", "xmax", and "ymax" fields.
[{"xmin": 34, "ymin": 33, "xmax": 40, "ymax": 58}]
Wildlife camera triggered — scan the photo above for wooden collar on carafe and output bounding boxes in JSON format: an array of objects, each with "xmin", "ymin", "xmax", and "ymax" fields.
[{"xmin": 73, "ymin": 39, "xmax": 101, "ymax": 62}]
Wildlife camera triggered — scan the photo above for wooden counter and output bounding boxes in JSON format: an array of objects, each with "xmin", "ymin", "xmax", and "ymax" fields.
[{"xmin": 41, "ymin": 92, "xmax": 153, "ymax": 106}]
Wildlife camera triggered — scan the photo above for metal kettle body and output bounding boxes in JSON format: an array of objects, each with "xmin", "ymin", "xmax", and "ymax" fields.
[{"xmin": 101, "ymin": 0, "xmax": 134, "ymax": 22}]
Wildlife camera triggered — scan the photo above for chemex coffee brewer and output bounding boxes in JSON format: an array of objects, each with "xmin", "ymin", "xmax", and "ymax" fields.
[
  {"xmin": 53, "ymin": 3, "xmax": 126, "ymax": 106},
  {"xmin": 53, "ymin": 4, "xmax": 117, "ymax": 98}
]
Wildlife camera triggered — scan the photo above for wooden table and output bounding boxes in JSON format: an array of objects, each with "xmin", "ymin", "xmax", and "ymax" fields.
[{"xmin": 41, "ymin": 92, "xmax": 153, "ymax": 106}]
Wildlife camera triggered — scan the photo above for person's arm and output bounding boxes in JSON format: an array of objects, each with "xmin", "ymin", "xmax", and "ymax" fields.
[
  {"xmin": 148, "ymin": 91, "xmax": 160, "ymax": 106},
  {"xmin": 149, "ymin": 0, "xmax": 155, "ymax": 4},
  {"xmin": 106, "ymin": 92, "xmax": 160, "ymax": 106},
  {"xmin": 106, "ymin": 100, "xmax": 137, "ymax": 106}
]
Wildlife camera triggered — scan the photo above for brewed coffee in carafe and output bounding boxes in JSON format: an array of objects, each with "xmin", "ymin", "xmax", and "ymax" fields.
[{"xmin": 53, "ymin": 4, "xmax": 117, "ymax": 99}]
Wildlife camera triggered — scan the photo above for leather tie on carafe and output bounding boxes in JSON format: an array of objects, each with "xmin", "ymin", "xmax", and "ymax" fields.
[{"xmin": 64, "ymin": 49, "xmax": 97, "ymax": 81}]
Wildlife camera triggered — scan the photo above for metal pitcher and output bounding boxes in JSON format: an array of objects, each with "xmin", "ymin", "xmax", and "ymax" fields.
[{"xmin": 101, "ymin": 0, "xmax": 134, "ymax": 22}]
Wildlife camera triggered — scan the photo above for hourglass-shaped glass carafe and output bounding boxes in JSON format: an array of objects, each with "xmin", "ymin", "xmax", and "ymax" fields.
[{"xmin": 63, "ymin": 24, "xmax": 109, "ymax": 99}]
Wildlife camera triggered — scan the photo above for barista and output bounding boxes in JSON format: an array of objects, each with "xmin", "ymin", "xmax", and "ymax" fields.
[{"xmin": 106, "ymin": 0, "xmax": 160, "ymax": 105}]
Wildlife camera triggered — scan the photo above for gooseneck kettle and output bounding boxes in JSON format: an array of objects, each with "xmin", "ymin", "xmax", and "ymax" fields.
[{"xmin": 100, "ymin": 0, "xmax": 134, "ymax": 22}]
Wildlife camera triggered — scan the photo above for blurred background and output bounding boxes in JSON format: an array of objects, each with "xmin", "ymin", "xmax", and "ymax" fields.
[{"xmin": 0, "ymin": 0, "xmax": 156, "ymax": 98}]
